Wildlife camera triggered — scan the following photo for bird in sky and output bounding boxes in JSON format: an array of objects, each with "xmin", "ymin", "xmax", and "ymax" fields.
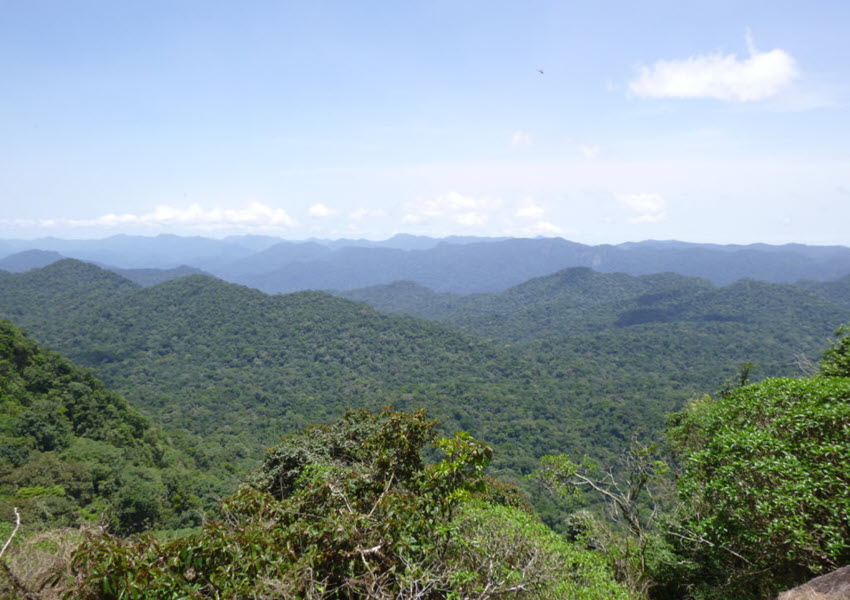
[{"xmin": 537, "ymin": 69, "xmax": 544, "ymax": 74}]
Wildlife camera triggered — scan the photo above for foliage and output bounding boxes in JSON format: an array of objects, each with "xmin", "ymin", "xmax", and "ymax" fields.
[
  {"xmin": 535, "ymin": 443, "xmax": 674, "ymax": 597},
  {"xmin": 340, "ymin": 269, "xmax": 847, "ymax": 346},
  {"xmin": 665, "ymin": 377, "xmax": 850, "ymax": 599},
  {"xmin": 818, "ymin": 325, "xmax": 850, "ymax": 377},
  {"xmin": 62, "ymin": 409, "xmax": 635, "ymax": 599},
  {"xmin": 0, "ymin": 320, "xmax": 214, "ymax": 534}
]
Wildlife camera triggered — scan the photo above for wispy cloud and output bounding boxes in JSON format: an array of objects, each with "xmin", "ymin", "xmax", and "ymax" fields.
[
  {"xmin": 511, "ymin": 197, "xmax": 562, "ymax": 236},
  {"xmin": 2, "ymin": 202, "xmax": 301, "ymax": 232},
  {"xmin": 578, "ymin": 144, "xmax": 602, "ymax": 159},
  {"xmin": 511, "ymin": 130, "xmax": 533, "ymax": 148},
  {"xmin": 349, "ymin": 208, "xmax": 387, "ymax": 221},
  {"xmin": 515, "ymin": 198, "xmax": 545, "ymax": 219},
  {"xmin": 308, "ymin": 203, "xmax": 338, "ymax": 218},
  {"xmin": 628, "ymin": 31, "xmax": 798, "ymax": 102},
  {"xmin": 617, "ymin": 193, "xmax": 667, "ymax": 223},
  {"xmin": 520, "ymin": 220, "xmax": 562, "ymax": 236},
  {"xmin": 403, "ymin": 191, "xmax": 503, "ymax": 227}
]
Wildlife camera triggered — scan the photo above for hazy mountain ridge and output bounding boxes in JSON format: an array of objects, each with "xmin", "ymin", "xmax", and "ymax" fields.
[
  {"xmin": 0, "ymin": 249, "xmax": 65, "ymax": 272},
  {"xmin": 0, "ymin": 250, "xmax": 210, "ymax": 286},
  {"xmin": 2, "ymin": 235, "xmax": 849, "ymax": 294},
  {"xmin": 104, "ymin": 264, "xmax": 210, "ymax": 286}
]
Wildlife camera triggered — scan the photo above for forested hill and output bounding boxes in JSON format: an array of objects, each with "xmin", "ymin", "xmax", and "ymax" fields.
[
  {"xmin": 101, "ymin": 264, "xmax": 209, "ymax": 287},
  {"xmin": 797, "ymin": 273, "xmax": 850, "ymax": 310},
  {"xmin": 0, "ymin": 259, "xmax": 140, "ymax": 339},
  {"xmin": 337, "ymin": 269, "xmax": 850, "ymax": 425},
  {"xmin": 337, "ymin": 267, "xmax": 850, "ymax": 344}
]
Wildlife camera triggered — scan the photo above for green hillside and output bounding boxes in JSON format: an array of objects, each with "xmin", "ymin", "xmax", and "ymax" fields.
[
  {"xmin": 797, "ymin": 273, "xmax": 850, "ymax": 310},
  {"xmin": 337, "ymin": 269, "xmax": 850, "ymax": 446},
  {"xmin": 1, "ymin": 259, "xmax": 849, "ymax": 600},
  {"xmin": 0, "ymin": 259, "xmax": 140, "ymax": 340},
  {"xmin": 0, "ymin": 265, "xmax": 591, "ymax": 481},
  {"xmin": 339, "ymin": 268, "xmax": 847, "ymax": 344},
  {"xmin": 0, "ymin": 320, "xmax": 212, "ymax": 534}
]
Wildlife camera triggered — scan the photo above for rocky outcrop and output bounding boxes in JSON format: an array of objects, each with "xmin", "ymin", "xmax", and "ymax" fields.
[{"xmin": 777, "ymin": 566, "xmax": 850, "ymax": 599}]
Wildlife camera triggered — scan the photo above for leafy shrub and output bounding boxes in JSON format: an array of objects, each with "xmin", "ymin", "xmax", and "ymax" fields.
[
  {"xmin": 63, "ymin": 409, "xmax": 635, "ymax": 599},
  {"xmin": 667, "ymin": 377, "xmax": 850, "ymax": 599}
]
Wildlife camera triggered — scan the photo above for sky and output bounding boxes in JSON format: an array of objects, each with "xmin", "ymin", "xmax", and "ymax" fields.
[{"xmin": 1, "ymin": 0, "xmax": 849, "ymax": 245}]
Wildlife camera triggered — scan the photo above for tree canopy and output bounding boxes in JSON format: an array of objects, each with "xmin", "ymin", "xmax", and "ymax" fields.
[{"xmin": 0, "ymin": 319, "xmax": 215, "ymax": 535}]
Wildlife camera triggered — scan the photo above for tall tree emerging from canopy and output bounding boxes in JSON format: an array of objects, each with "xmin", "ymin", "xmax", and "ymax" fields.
[{"xmin": 64, "ymin": 409, "xmax": 635, "ymax": 599}]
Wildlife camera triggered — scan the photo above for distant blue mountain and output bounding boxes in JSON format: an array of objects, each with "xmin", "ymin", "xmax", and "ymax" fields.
[
  {"xmin": 0, "ymin": 249, "xmax": 65, "ymax": 272},
  {"xmin": 2, "ymin": 234, "xmax": 849, "ymax": 293}
]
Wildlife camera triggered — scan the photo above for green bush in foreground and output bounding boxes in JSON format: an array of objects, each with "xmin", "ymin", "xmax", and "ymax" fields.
[
  {"xmin": 61, "ymin": 408, "xmax": 634, "ymax": 599},
  {"xmin": 666, "ymin": 376, "xmax": 850, "ymax": 599}
]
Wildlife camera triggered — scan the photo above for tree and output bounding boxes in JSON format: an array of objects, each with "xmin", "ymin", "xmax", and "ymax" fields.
[
  {"xmin": 14, "ymin": 399, "xmax": 72, "ymax": 452},
  {"xmin": 535, "ymin": 442, "xmax": 673, "ymax": 598}
]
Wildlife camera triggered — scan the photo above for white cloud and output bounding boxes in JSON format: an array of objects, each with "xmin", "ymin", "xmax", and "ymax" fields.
[
  {"xmin": 578, "ymin": 144, "xmax": 602, "ymax": 159},
  {"xmin": 349, "ymin": 208, "xmax": 387, "ymax": 221},
  {"xmin": 502, "ymin": 215, "xmax": 564, "ymax": 237},
  {"xmin": 628, "ymin": 32, "xmax": 798, "ymax": 102},
  {"xmin": 401, "ymin": 213, "xmax": 424, "ymax": 225},
  {"xmin": 617, "ymin": 193, "xmax": 667, "ymax": 223},
  {"xmin": 14, "ymin": 202, "xmax": 301, "ymax": 231},
  {"xmin": 0, "ymin": 218, "xmax": 42, "ymax": 227},
  {"xmin": 403, "ymin": 191, "xmax": 503, "ymax": 228},
  {"xmin": 515, "ymin": 198, "xmax": 545, "ymax": 219},
  {"xmin": 522, "ymin": 220, "xmax": 562, "ymax": 235},
  {"xmin": 455, "ymin": 212, "xmax": 489, "ymax": 226},
  {"xmin": 308, "ymin": 203, "xmax": 338, "ymax": 218},
  {"xmin": 511, "ymin": 130, "xmax": 533, "ymax": 148}
]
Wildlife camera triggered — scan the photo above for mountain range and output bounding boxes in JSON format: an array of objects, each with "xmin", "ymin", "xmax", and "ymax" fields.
[{"xmin": 2, "ymin": 234, "xmax": 850, "ymax": 293}]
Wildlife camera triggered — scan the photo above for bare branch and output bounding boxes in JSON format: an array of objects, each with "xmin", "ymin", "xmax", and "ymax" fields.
[{"xmin": 0, "ymin": 508, "xmax": 21, "ymax": 560}]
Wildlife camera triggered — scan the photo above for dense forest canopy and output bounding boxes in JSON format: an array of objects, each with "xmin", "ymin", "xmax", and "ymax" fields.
[
  {"xmin": 0, "ymin": 260, "xmax": 845, "ymax": 498},
  {"xmin": 0, "ymin": 320, "xmax": 214, "ymax": 535}
]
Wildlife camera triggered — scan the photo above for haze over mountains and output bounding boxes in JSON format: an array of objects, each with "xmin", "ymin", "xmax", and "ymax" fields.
[{"xmin": 2, "ymin": 234, "xmax": 850, "ymax": 293}]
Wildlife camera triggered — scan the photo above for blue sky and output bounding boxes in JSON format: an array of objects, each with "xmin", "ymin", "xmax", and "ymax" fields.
[{"xmin": 1, "ymin": 0, "xmax": 848, "ymax": 244}]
